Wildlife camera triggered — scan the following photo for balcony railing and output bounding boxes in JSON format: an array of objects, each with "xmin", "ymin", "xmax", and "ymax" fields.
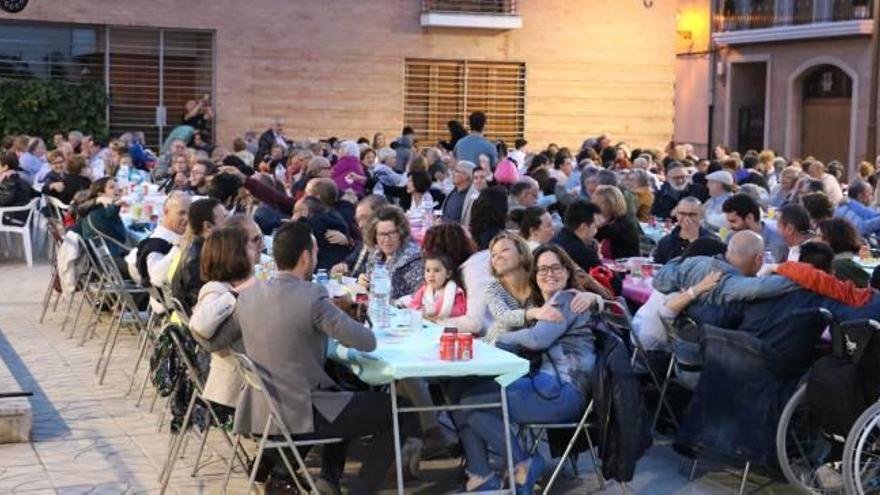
[
  {"xmin": 421, "ymin": 0, "xmax": 518, "ymax": 15},
  {"xmin": 715, "ymin": 0, "xmax": 872, "ymax": 32}
]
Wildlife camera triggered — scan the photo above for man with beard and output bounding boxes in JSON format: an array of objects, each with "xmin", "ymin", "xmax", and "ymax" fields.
[{"xmin": 651, "ymin": 161, "xmax": 708, "ymax": 219}]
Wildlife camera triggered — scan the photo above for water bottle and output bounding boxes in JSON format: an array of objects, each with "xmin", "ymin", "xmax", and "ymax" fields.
[
  {"xmin": 763, "ymin": 250, "xmax": 776, "ymax": 266},
  {"xmin": 274, "ymin": 163, "xmax": 286, "ymax": 185},
  {"xmin": 116, "ymin": 163, "xmax": 130, "ymax": 190},
  {"xmin": 315, "ymin": 269, "xmax": 329, "ymax": 286},
  {"xmin": 421, "ymin": 195, "xmax": 434, "ymax": 227},
  {"xmin": 369, "ymin": 263, "xmax": 391, "ymax": 330}
]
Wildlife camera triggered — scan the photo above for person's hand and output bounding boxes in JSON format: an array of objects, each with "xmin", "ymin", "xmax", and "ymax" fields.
[
  {"xmin": 693, "ymin": 271, "xmax": 722, "ymax": 295},
  {"xmin": 860, "ymin": 244, "xmax": 873, "ymax": 259},
  {"xmin": 235, "ymin": 276, "xmax": 257, "ymax": 292},
  {"xmin": 330, "ymin": 262, "xmax": 349, "ymax": 277},
  {"xmin": 325, "ymin": 229, "xmax": 348, "ymax": 246},
  {"xmin": 49, "ymin": 182, "xmax": 65, "ymax": 193},
  {"xmin": 570, "ymin": 291, "xmax": 600, "ymax": 314},
  {"xmin": 114, "ymin": 198, "xmax": 128, "ymax": 207},
  {"xmin": 218, "ymin": 165, "xmax": 245, "ymax": 180},
  {"xmin": 96, "ymin": 196, "xmax": 113, "ymax": 206},
  {"xmin": 341, "ymin": 190, "xmax": 358, "ymax": 204},
  {"xmin": 527, "ymin": 303, "xmax": 564, "ymax": 323},
  {"xmin": 679, "ymin": 216, "xmax": 699, "ymax": 240},
  {"xmin": 357, "ymin": 272, "xmax": 370, "ymax": 288}
]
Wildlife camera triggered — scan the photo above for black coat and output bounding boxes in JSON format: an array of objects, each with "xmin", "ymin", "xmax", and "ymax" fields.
[
  {"xmin": 652, "ymin": 227, "xmax": 718, "ymax": 265},
  {"xmin": 651, "ymin": 183, "xmax": 708, "ymax": 219},
  {"xmin": 590, "ymin": 329, "xmax": 652, "ymax": 482},
  {"xmin": 0, "ymin": 173, "xmax": 36, "ymax": 225},
  {"xmin": 171, "ymin": 237, "xmax": 205, "ymax": 315}
]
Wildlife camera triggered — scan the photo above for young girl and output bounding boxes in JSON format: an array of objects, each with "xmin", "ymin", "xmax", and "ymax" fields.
[{"xmin": 409, "ymin": 253, "xmax": 467, "ymax": 321}]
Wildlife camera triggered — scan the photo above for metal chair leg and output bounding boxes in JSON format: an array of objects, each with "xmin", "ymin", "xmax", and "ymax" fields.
[
  {"xmin": 738, "ymin": 461, "xmax": 750, "ymax": 495},
  {"xmin": 159, "ymin": 390, "xmax": 198, "ymax": 492},
  {"xmin": 191, "ymin": 426, "xmax": 211, "ymax": 477},
  {"xmin": 222, "ymin": 434, "xmax": 242, "ymax": 493}
]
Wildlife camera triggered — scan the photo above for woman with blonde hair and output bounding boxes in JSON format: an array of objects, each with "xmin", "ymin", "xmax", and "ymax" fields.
[{"xmin": 592, "ymin": 184, "xmax": 641, "ymax": 258}]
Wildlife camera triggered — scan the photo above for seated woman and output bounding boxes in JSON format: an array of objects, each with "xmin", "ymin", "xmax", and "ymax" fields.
[
  {"xmin": 75, "ymin": 177, "xmax": 133, "ymax": 275},
  {"xmin": 0, "ymin": 152, "xmax": 37, "ymax": 225},
  {"xmin": 591, "ymin": 185, "xmax": 640, "ymax": 259},
  {"xmin": 188, "ymin": 221, "xmax": 260, "ymax": 409},
  {"xmin": 484, "ymin": 233, "xmax": 570, "ymax": 344},
  {"xmin": 43, "ymin": 154, "xmax": 92, "ymax": 206},
  {"xmin": 815, "ymin": 217, "xmax": 870, "ymax": 288},
  {"xmin": 451, "ymin": 245, "xmax": 601, "ymax": 493},
  {"xmin": 358, "ymin": 205, "xmax": 424, "ymax": 300}
]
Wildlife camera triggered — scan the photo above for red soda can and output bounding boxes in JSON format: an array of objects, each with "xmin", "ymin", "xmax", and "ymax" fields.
[
  {"xmin": 456, "ymin": 333, "xmax": 474, "ymax": 361},
  {"xmin": 440, "ymin": 332, "xmax": 457, "ymax": 361}
]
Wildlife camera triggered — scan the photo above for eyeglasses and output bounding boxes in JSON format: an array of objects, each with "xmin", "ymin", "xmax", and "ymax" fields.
[
  {"xmin": 536, "ymin": 264, "xmax": 566, "ymax": 276},
  {"xmin": 668, "ymin": 175, "xmax": 687, "ymax": 182},
  {"xmin": 676, "ymin": 211, "xmax": 700, "ymax": 218},
  {"xmin": 377, "ymin": 231, "xmax": 400, "ymax": 240}
]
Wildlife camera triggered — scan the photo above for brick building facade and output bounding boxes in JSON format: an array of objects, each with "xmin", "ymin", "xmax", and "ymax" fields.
[{"xmin": 1, "ymin": 0, "xmax": 676, "ymax": 151}]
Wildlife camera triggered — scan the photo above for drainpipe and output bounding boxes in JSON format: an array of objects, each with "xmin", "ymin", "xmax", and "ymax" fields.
[
  {"xmin": 707, "ymin": 0, "xmax": 717, "ymax": 157},
  {"xmin": 867, "ymin": 0, "xmax": 880, "ymax": 162}
]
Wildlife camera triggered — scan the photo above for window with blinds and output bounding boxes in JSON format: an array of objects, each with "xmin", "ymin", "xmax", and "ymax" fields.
[{"xmin": 404, "ymin": 59, "xmax": 525, "ymax": 145}]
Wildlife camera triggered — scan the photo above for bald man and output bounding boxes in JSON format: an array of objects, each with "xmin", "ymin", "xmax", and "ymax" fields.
[
  {"xmin": 129, "ymin": 191, "xmax": 192, "ymax": 289},
  {"xmin": 652, "ymin": 230, "xmax": 797, "ymax": 307}
]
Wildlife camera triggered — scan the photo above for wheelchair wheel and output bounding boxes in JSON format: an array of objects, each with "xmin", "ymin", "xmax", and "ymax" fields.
[
  {"xmin": 776, "ymin": 384, "xmax": 842, "ymax": 493},
  {"xmin": 843, "ymin": 401, "xmax": 880, "ymax": 494}
]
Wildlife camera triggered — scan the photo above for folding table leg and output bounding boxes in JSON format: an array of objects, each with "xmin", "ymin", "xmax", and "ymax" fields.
[{"xmin": 389, "ymin": 380, "xmax": 405, "ymax": 495}]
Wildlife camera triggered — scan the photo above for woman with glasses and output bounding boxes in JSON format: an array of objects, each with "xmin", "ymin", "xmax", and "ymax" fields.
[
  {"xmin": 358, "ymin": 205, "xmax": 424, "ymax": 300},
  {"xmin": 449, "ymin": 244, "xmax": 601, "ymax": 493}
]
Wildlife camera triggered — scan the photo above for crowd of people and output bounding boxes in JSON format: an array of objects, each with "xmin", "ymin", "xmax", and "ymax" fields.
[{"xmin": 7, "ymin": 107, "xmax": 880, "ymax": 493}]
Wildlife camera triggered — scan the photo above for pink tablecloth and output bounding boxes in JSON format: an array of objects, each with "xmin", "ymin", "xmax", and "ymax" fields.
[{"xmin": 621, "ymin": 275, "xmax": 652, "ymax": 305}]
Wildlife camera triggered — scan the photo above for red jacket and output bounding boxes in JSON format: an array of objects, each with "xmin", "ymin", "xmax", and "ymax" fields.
[{"xmin": 776, "ymin": 261, "xmax": 873, "ymax": 307}]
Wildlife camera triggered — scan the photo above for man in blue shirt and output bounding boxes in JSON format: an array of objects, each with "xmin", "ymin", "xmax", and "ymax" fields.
[
  {"xmin": 440, "ymin": 160, "xmax": 478, "ymax": 225},
  {"xmin": 454, "ymin": 112, "xmax": 498, "ymax": 168}
]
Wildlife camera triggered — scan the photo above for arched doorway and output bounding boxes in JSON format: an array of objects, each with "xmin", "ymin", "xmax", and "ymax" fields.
[{"xmin": 800, "ymin": 65, "xmax": 852, "ymax": 173}]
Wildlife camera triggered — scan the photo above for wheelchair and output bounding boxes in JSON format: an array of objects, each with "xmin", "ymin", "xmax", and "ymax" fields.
[{"xmin": 776, "ymin": 318, "xmax": 880, "ymax": 494}]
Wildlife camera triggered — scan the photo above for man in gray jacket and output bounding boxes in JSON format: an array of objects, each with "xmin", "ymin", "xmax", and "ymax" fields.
[{"xmin": 233, "ymin": 221, "xmax": 411, "ymax": 493}]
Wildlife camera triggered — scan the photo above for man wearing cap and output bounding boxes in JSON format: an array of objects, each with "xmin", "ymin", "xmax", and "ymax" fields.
[
  {"xmin": 441, "ymin": 160, "xmax": 478, "ymax": 225},
  {"xmin": 703, "ymin": 170, "xmax": 736, "ymax": 232}
]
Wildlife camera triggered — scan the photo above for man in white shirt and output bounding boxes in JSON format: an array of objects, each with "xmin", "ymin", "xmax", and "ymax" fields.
[
  {"xmin": 126, "ymin": 192, "xmax": 192, "ymax": 311},
  {"xmin": 776, "ymin": 203, "xmax": 813, "ymax": 262}
]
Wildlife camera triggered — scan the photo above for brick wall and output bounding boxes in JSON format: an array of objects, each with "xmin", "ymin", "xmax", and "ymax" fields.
[{"xmin": 1, "ymin": 0, "xmax": 676, "ymax": 151}]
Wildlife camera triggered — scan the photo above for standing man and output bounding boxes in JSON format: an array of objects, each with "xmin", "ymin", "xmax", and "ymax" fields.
[
  {"xmin": 257, "ymin": 117, "xmax": 290, "ymax": 163},
  {"xmin": 454, "ymin": 112, "xmax": 498, "ymax": 168},
  {"xmin": 440, "ymin": 160, "xmax": 478, "ymax": 225}
]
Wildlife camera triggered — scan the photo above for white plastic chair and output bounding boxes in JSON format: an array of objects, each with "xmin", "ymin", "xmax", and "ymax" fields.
[{"xmin": 0, "ymin": 197, "xmax": 39, "ymax": 267}]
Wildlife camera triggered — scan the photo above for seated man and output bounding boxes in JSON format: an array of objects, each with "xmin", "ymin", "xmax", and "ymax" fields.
[
  {"xmin": 835, "ymin": 179, "xmax": 880, "ymax": 236},
  {"xmin": 170, "ymin": 198, "xmax": 227, "ymax": 314},
  {"xmin": 233, "ymin": 222, "xmax": 415, "ymax": 493},
  {"xmin": 722, "ymin": 193, "xmax": 787, "ymax": 262},
  {"xmin": 652, "ymin": 197, "xmax": 717, "ymax": 264},
  {"xmin": 775, "ymin": 203, "xmax": 813, "ymax": 262},
  {"xmin": 127, "ymin": 192, "xmax": 191, "ymax": 288}
]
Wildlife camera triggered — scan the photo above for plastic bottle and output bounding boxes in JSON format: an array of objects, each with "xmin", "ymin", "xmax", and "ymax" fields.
[
  {"xmin": 274, "ymin": 163, "xmax": 286, "ymax": 185},
  {"xmin": 315, "ymin": 269, "xmax": 329, "ymax": 286},
  {"xmin": 421, "ymin": 195, "xmax": 434, "ymax": 228},
  {"xmin": 369, "ymin": 263, "xmax": 391, "ymax": 330},
  {"xmin": 116, "ymin": 163, "xmax": 130, "ymax": 191}
]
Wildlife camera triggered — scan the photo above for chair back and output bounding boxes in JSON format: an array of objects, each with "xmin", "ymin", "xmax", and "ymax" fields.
[
  {"xmin": 835, "ymin": 318, "xmax": 880, "ymax": 403},
  {"xmin": 169, "ymin": 297, "xmax": 191, "ymax": 327},
  {"xmin": 87, "ymin": 237, "xmax": 125, "ymax": 287},
  {"xmin": 44, "ymin": 195, "xmax": 69, "ymax": 223},
  {"xmin": 602, "ymin": 297, "xmax": 635, "ymax": 342},
  {"xmin": 232, "ymin": 351, "xmax": 297, "ymax": 441}
]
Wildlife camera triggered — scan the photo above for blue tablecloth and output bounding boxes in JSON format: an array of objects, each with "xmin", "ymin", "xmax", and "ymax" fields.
[{"xmin": 329, "ymin": 311, "xmax": 529, "ymax": 387}]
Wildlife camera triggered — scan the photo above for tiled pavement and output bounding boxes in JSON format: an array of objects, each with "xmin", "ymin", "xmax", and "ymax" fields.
[{"xmin": 0, "ymin": 260, "xmax": 802, "ymax": 494}]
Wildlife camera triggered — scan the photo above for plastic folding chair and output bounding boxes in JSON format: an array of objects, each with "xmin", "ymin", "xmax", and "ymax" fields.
[
  {"xmin": 0, "ymin": 197, "xmax": 39, "ymax": 266},
  {"xmin": 158, "ymin": 326, "xmax": 248, "ymax": 494},
  {"xmin": 222, "ymin": 352, "xmax": 343, "ymax": 495}
]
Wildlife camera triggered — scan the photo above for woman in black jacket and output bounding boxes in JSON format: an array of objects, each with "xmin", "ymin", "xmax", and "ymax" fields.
[
  {"xmin": 0, "ymin": 152, "xmax": 37, "ymax": 225},
  {"xmin": 592, "ymin": 185, "xmax": 641, "ymax": 259}
]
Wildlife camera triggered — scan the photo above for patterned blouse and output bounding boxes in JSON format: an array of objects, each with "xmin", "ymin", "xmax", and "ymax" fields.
[{"xmin": 484, "ymin": 278, "xmax": 535, "ymax": 344}]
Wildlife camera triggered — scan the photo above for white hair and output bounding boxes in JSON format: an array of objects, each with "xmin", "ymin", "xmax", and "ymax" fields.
[{"xmin": 340, "ymin": 140, "xmax": 360, "ymax": 158}]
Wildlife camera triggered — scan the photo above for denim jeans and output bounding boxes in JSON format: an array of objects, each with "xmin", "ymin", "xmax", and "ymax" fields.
[{"xmin": 447, "ymin": 375, "xmax": 586, "ymax": 477}]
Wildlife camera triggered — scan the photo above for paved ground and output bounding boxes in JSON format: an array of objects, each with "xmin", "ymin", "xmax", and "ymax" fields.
[{"xmin": 0, "ymin": 258, "xmax": 803, "ymax": 494}]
